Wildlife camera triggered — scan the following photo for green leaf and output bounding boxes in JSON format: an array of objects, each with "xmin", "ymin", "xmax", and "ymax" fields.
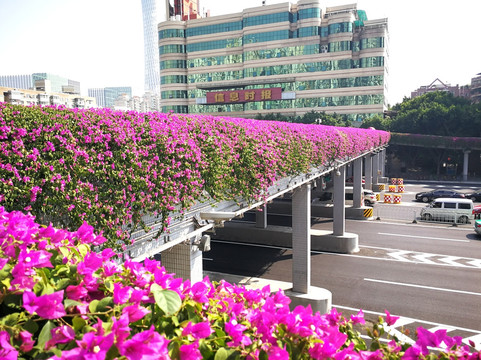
[
  {"xmin": 37, "ymin": 320, "xmax": 56, "ymax": 349},
  {"xmin": 96, "ymin": 296, "xmax": 113, "ymax": 312},
  {"xmin": 0, "ymin": 313, "xmax": 19, "ymax": 326},
  {"xmin": 214, "ymin": 348, "xmax": 241, "ymax": 360},
  {"xmin": 64, "ymin": 299, "xmax": 85, "ymax": 308},
  {"xmin": 72, "ymin": 316, "xmax": 87, "ymax": 332},
  {"xmin": 89, "ymin": 299, "xmax": 99, "ymax": 313},
  {"xmin": 23, "ymin": 319, "xmax": 39, "ymax": 335},
  {"xmin": 150, "ymin": 284, "xmax": 181, "ymax": 316}
]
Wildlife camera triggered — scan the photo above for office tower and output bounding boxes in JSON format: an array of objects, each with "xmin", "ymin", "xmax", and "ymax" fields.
[
  {"xmin": 158, "ymin": 0, "xmax": 389, "ymax": 124},
  {"xmin": 141, "ymin": 0, "xmax": 170, "ymax": 95},
  {"xmin": 32, "ymin": 73, "xmax": 79, "ymax": 94},
  {"xmin": 0, "ymin": 75, "xmax": 33, "ymax": 90},
  {"xmin": 88, "ymin": 87, "xmax": 132, "ymax": 109}
]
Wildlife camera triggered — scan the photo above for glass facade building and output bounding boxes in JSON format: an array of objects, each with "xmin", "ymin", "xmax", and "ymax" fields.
[
  {"xmin": 88, "ymin": 87, "xmax": 132, "ymax": 109},
  {"xmin": 141, "ymin": 0, "xmax": 169, "ymax": 95},
  {"xmin": 158, "ymin": 0, "xmax": 389, "ymax": 124}
]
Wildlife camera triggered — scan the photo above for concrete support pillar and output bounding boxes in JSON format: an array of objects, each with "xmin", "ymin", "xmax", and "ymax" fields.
[
  {"xmin": 161, "ymin": 240, "xmax": 203, "ymax": 283},
  {"xmin": 292, "ymin": 183, "xmax": 311, "ymax": 294},
  {"xmin": 353, "ymin": 158, "xmax": 363, "ymax": 208},
  {"xmin": 381, "ymin": 149, "xmax": 386, "ymax": 177},
  {"xmin": 333, "ymin": 166, "xmax": 346, "ymax": 236},
  {"xmin": 372, "ymin": 153, "xmax": 380, "ymax": 185},
  {"xmin": 463, "ymin": 150, "xmax": 470, "ymax": 181},
  {"xmin": 364, "ymin": 155, "xmax": 373, "ymax": 191},
  {"xmin": 256, "ymin": 204, "xmax": 267, "ymax": 229}
]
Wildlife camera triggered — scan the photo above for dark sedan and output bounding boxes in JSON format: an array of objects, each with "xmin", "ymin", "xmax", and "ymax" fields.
[
  {"xmin": 414, "ymin": 189, "xmax": 466, "ymax": 203},
  {"xmin": 465, "ymin": 190, "xmax": 481, "ymax": 202}
]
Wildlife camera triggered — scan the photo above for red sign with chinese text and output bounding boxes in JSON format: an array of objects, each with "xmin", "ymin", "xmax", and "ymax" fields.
[{"xmin": 206, "ymin": 88, "xmax": 282, "ymax": 104}]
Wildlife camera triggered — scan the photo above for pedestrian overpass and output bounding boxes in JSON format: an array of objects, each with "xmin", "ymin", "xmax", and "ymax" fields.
[{"xmin": 125, "ymin": 146, "xmax": 388, "ymax": 313}]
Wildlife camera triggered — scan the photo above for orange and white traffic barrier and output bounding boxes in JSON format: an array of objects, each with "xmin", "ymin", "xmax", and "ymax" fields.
[
  {"xmin": 391, "ymin": 178, "xmax": 397, "ymax": 185},
  {"xmin": 384, "ymin": 194, "xmax": 393, "ymax": 203},
  {"xmin": 397, "ymin": 185, "xmax": 405, "ymax": 193},
  {"xmin": 397, "ymin": 178, "xmax": 404, "ymax": 185},
  {"xmin": 388, "ymin": 185, "xmax": 396, "ymax": 192},
  {"xmin": 393, "ymin": 194, "xmax": 402, "ymax": 204}
]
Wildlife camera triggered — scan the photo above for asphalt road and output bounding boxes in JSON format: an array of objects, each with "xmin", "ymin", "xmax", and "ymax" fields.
[{"xmin": 203, "ymin": 181, "xmax": 481, "ymax": 345}]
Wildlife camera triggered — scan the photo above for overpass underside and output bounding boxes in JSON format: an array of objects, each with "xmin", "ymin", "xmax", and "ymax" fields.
[{"xmin": 125, "ymin": 147, "xmax": 388, "ymax": 314}]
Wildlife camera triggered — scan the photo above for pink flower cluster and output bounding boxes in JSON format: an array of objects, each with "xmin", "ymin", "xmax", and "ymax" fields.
[
  {"xmin": 0, "ymin": 103, "xmax": 389, "ymax": 249},
  {"xmin": 0, "ymin": 208, "xmax": 479, "ymax": 359}
]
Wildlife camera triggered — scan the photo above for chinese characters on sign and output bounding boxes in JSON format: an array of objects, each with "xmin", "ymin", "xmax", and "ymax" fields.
[{"xmin": 206, "ymin": 88, "xmax": 282, "ymax": 104}]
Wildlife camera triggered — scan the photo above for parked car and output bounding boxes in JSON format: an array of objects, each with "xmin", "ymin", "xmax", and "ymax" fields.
[
  {"xmin": 345, "ymin": 176, "xmax": 365, "ymax": 185},
  {"xmin": 465, "ymin": 190, "xmax": 481, "ymax": 202},
  {"xmin": 475, "ymin": 219, "xmax": 481, "ymax": 236},
  {"xmin": 473, "ymin": 205, "xmax": 481, "ymax": 219},
  {"xmin": 415, "ymin": 189, "xmax": 465, "ymax": 203},
  {"xmin": 420, "ymin": 198, "xmax": 474, "ymax": 224}
]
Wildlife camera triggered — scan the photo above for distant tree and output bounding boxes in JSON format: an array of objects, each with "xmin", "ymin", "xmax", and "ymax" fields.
[
  {"xmin": 390, "ymin": 91, "xmax": 477, "ymax": 137},
  {"xmin": 359, "ymin": 114, "xmax": 391, "ymax": 131},
  {"xmin": 254, "ymin": 112, "xmax": 294, "ymax": 122},
  {"xmin": 293, "ymin": 110, "xmax": 351, "ymax": 127}
]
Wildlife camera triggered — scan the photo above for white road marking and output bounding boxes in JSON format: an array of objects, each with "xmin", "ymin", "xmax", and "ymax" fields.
[
  {"xmin": 463, "ymin": 334, "xmax": 481, "ymax": 350},
  {"xmin": 386, "ymin": 250, "xmax": 411, "ymax": 262},
  {"xmin": 334, "ymin": 305, "xmax": 481, "ymax": 335},
  {"xmin": 378, "ymin": 232, "xmax": 470, "ymax": 243},
  {"xmin": 412, "ymin": 253, "xmax": 438, "ymax": 264},
  {"xmin": 364, "ymin": 278, "xmax": 481, "ymax": 296}
]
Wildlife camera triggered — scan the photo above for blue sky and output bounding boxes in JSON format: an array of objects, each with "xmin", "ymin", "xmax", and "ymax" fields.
[{"xmin": 1, "ymin": 0, "xmax": 479, "ymax": 105}]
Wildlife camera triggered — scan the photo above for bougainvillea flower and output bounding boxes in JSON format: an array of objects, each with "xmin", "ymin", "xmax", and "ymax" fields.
[
  {"xmin": 267, "ymin": 345, "xmax": 289, "ymax": 360},
  {"xmin": 122, "ymin": 304, "xmax": 150, "ymax": 323},
  {"xmin": 113, "ymin": 282, "xmax": 132, "ymax": 304},
  {"xmin": 350, "ymin": 309, "xmax": 366, "ymax": 325},
  {"xmin": 384, "ymin": 310, "xmax": 400, "ymax": 326},
  {"xmin": 182, "ymin": 321, "xmax": 213, "ymax": 339},
  {"xmin": 18, "ymin": 249, "xmax": 53, "ymax": 268},
  {"xmin": 0, "ymin": 331, "xmax": 18, "ymax": 360},
  {"xmin": 45, "ymin": 325, "xmax": 75, "ymax": 349},
  {"xmin": 179, "ymin": 341, "xmax": 202, "ymax": 360},
  {"xmin": 22, "ymin": 290, "xmax": 66, "ymax": 319},
  {"xmin": 225, "ymin": 319, "xmax": 252, "ymax": 347},
  {"xmin": 118, "ymin": 326, "xmax": 170, "ymax": 360},
  {"xmin": 52, "ymin": 332, "xmax": 114, "ymax": 360},
  {"xmin": 18, "ymin": 330, "xmax": 35, "ymax": 352}
]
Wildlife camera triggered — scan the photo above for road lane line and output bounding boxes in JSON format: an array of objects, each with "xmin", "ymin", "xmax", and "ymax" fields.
[
  {"xmin": 378, "ymin": 232, "xmax": 469, "ymax": 242},
  {"xmin": 364, "ymin": 278, "xmax": 481, "ymax": 296},
  {"xmin": 334, "ymin": 305, "xmax": 481, "ymax": 334}
]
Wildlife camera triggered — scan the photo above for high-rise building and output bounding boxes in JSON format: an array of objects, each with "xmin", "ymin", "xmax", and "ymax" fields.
[
  {"xmin": 88, "ymin": 87, "xmax": 132, "ymax": 109},
  {"xmin": 158, "ymin": 0, "xmax": 389, "ymax": 124},
  {"xmin": 141, "ymin": 0, "xmax": 170, "ymax": 95},
  {"xmin": 32, "ymin": 73, "xmax": 80, "ymax": 94},
  {"xmin": 0, "ymin": 75, "xmax": 33, "ymax": 90},
  {"xmin": 0, "ymin": 73, "xmax": 80, "ymax": 94}
]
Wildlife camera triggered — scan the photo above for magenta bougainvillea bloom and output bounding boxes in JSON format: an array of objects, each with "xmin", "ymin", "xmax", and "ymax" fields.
[
  {"xmin": 45, "ymin": 325, "xmax": 76, "ymax": 349},
  {"xmin": 118, "ymin": 326, "xmax": 170, "ymax": 360},
  {"xmin": 179, "ymin": 341, "xmax": 202, "ymax": 360},
  {"xmin": 182, "ymin": 321, "xmax": 213, "ymax": 339},
  {"xmin": 22, "ymin": 290, "xmax": 66, "ymax": 319},
  {"xmin": 384, "ymin": 310, "xmax": 400, "ymax": 326},
  {"xmin": 0, "ymin": 331, "xmax": 18, "ymax": 360}
]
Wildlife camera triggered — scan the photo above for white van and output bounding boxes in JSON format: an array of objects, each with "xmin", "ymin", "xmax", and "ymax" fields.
[{"xmin": 420, "ymin": 198, "xmax": 474, "ymax": 224}]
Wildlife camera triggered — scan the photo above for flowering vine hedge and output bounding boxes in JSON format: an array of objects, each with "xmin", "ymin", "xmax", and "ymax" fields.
[
  {"xmin": 1, "ymin": 208, "xmax": 479, "ymax": 359},
  {"xmin": 0, "ymin": 103, "xmax": 390, "ymax": 249}
]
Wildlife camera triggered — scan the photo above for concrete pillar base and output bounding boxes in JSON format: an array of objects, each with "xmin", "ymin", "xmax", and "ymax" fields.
[
  {"xmin": 378, "ymin": 176, "xmax": 389, "ymax": 184},
  {"xmin": 346, "ymin": 206, "xmax": 374, "ymax": 220},
  {"xmin": 285, "ymin": 286, "xmax": 332, "ymax": 314},
  {"xmin": 311, "ymin": 229, "xmax": 359, "ymax": 253}
]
